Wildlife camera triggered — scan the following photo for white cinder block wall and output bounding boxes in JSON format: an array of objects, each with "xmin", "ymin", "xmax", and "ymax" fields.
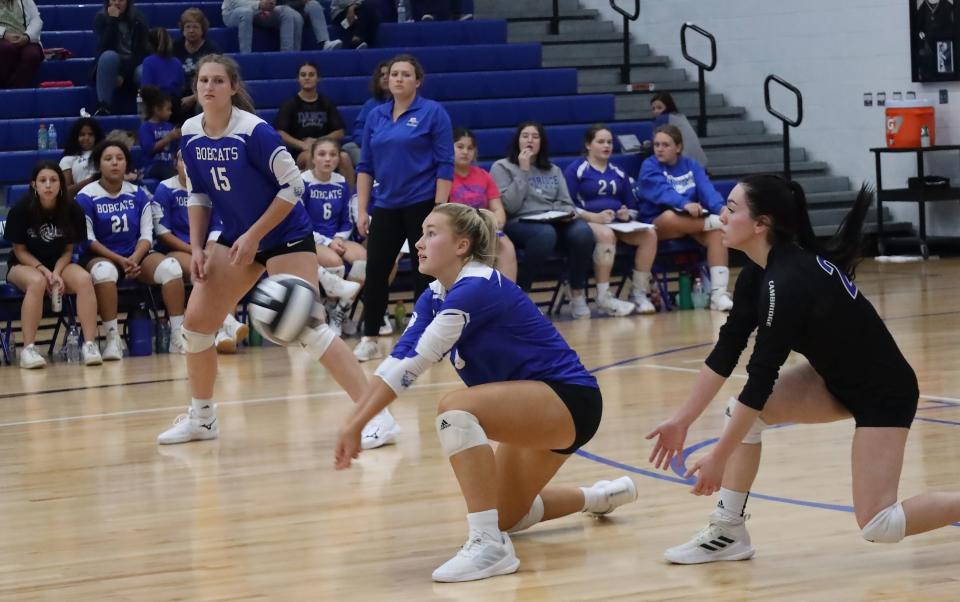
[{"xmin": 582, "ymin": 0, "xmax": 960, "ymax": 235}]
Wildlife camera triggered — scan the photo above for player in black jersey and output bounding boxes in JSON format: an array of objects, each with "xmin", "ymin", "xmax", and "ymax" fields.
[{"xmin": 646, "ymin": 174, "xmax": 959, "ymax": 564}]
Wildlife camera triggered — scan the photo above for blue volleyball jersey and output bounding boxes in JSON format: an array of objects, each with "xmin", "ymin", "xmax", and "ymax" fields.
[
  {"xmin": 375, "ymin": 263, "xmax": 598, "ymax": 392},
  {"xmin": 563, "ymin": 159, "xmax": 637, "ymax": 214},
  {"xmin": 301, "ymin": 170, "xmax": 353, "ymax": 244},
  {"xmin": 180, "ymin": 108, "xmax": 311, "ymax": 249},
  {"xmin": 138, "ymin": 120, "xmax": 176, "ymax": 174},
  {"xmin": 75, "ymin": 181, "xmax": 153, "ymax": 256},
  {"xmin": 152, "ymin": 176, "xmax": 223, "ymax": 246}
]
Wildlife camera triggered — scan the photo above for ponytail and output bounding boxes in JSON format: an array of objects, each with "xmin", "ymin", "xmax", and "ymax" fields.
[{"xmin": 822, "ymin": 183, "xmax": 872, "ymax": 279}]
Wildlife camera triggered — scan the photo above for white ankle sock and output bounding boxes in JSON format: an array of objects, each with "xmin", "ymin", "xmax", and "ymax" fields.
[
  {"xmin": 170, "ymin": 315, "xmax": 184, "ymax": 330},
  {"xmin": 467, "ymin": 509, "xmax": 500, "ymax": 540},
  {"xmin": 580, "ymin": 485, "xmax": 603, "ymax": 512},
  {"xmin": 717, "ymin": 487, "xmax": 749, "ymax": 520},
  {"xmin": 191, "ymin": 397, "xmax": 214, "ymax": 415},
  {"xmin": 596, "ymin": 282, "xmax": 610, "ymax": 298},
  {"xmin": 633, "ymin": 270, "xmax": 651, "ymax": 295},
  {"xmin": 104, "ymin": 319, "xmax": 118, "ymax": 334},
  {"xmin": 709, "ymin": 266, "xmax": 730, "ymax": 294}
]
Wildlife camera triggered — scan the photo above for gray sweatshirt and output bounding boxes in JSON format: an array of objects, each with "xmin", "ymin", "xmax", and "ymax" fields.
[{"xmin": 490, "ymin": 159, "xmax": 577, "ymax": 222}]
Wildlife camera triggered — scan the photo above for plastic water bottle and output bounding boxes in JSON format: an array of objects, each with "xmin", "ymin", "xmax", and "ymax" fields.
[
  {"xmin": 37, "ymin": 124, "xmax": 48, "ymax": 150},
  {"xmin": 136, "ymin": 92, "xmax": 144, "ymax": 117},
  {"xmin": 397, "ymin": 0, "xmax": 408, "ymax": 23},
  {"xmin": 678, "ymin": 273, "xmax": 693, "ymax": 310},
  {"xmin": 66, "ymin": 325, "xmax": 81, "ymax": 363},
  {"xmin": 920, "ymin": 125, "xmax": 931, "ymax": 148},
  {"xmin": 692, "ymin": 277, "xmax": 708, "ymax": 309},
  {"xmin": 47, "ymin": 124, "xmax": 58, "ymax": 150},
  {"xmin": 156, "ymin": 318, "xmax": 171, "ymax": 353},
  {"xmin": 393, "ymin": 301, "xmax": 407, "ymax": 330}
]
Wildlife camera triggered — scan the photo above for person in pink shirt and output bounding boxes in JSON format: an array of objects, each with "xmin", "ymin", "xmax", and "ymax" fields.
[{"xmin": 450, "ymin": 128, "xmax": 517, "ymax": 281}]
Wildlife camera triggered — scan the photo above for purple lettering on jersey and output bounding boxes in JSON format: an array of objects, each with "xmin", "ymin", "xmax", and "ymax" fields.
[{"xmin": 816, "ymin": 256, "xmax": 859, "ymax": 299}]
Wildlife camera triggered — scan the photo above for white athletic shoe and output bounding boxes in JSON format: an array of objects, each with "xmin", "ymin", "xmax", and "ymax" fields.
[
  {"xmin": 378, "ymin": 315, "xmax": 394, "ymax": 336},
  {"xmin": 569, "ymin": 295, "xmax": 591, "ymax": 319},
  {"xmin": 214, "ymin": 329, "xmax": 235, "ymax": 354},
  {"xmin": 583, "ymin": 476, "xmax": 639, "ymax": 516},
  {"xmin": 710, "ymin": 290, "xmax": 734, "ymax": 312},
  {"xmin": 19, "ymin": 344, "xmax": 46, "ymax": 369},
  {"xmin": 319, "ymin": 267, "xmax": 361, "ymax": 303},
  {"xmin": 630, "ymin": 292, "xmax": 657, "ymax": 314},
  {"xmin": 361, "ymin": 407, "xmax": 401, "ymax": 449},
  {"xmin": 102, "ymin": 332, "xmax": 124, "ymax": 361},
  {"xmin": 322, "ymin": 39, "xmax": 343, "ymax": 50},
  {"xmin": 168, "ymin": 326, "xmax": 186, "ymax": 354},
  {"xmin": 596, "ymin": 294, "xmax": 635, "ymax": 317},
  {"xmin": 157, "ymin": 407, "xmax": 219, "ymax": 445},
  {"xmin": 354, "ymin": 336, "xmax": 383, "ymax": 362},
  {"xmin": 432, "ymin": 531, "xmax": 520, "ymax": 583},
  {"xmin": 81, "ymin": 341, "xmax": 102, "ymax": 366},
  {"xmin": 663, "ymin": 510, "xmax": 755, "ymax": 564}
]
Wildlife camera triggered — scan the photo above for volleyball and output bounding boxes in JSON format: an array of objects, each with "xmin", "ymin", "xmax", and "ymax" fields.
[{"xmin": 247, "ymin": 274, "xmax": 322, "ymax": 345}]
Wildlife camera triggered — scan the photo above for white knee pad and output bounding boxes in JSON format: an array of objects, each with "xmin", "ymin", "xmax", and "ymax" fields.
[
  {"xmin": 861, "ymin": 502, "xmax": 906, "ymax": 543},
  {"xmin": 347, "ymin": 259, "xmax": 366, "ymax": 283},
  {"xmin": 593, "ymin": 243, "xmax": 616, "ymax": 267},
  {"xmin": 507, "ymin": 495, "xmax": 544, "ymax": 534},
  {"xmin": 153, "ymin": 257, "xmax": 183, "ymax": 285},
  {"xmin": 299, "ymin": 323, "xmax": 337, "ymax": 360},
  {"xmin": 90, "ymin": 261, "xmax": 119, "ymax": 284},
  {"xmin": 725, "ymin": 397, "xmax": 769, "ymax": 444},
  {"xmin": 181, "ymin": 327, "xmax": 216, "ymax": 353},
  {"xmin": 436, "ymin": 410, "xmax": 488, "ymax": 457}
]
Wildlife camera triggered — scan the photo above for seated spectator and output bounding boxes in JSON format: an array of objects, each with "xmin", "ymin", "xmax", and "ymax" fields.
[
  {"xmin": 490, "ymin": 121, "xmax": 595, "ymax": 318},
  {"xmin": 76, "ymin": 140, "xmax": 187, "ymax": 360},
  {"xmin": 138, "ymin": 85, "xmax": 180, "ymax": 180},
  {"xmin": 151, "ymin": 151, "xmax": 247, "ymax": 353},
  {"xmin": 173, "ymin": 8, "xmax": 221, "ymax": 120},
  {"xmin": 651, "ymin": 91, "xmax": 707, "ymax": 168},
  {"xmin": 342, "ymin": 60, "xmax": 389, "ymax": 167},
  {"xmin": 278, "ymin": 0, "xmax": 342, "ymax": 50},
  {"xmin": 330, "ymin": 0, "xmax": 379, "ymax": 49},
  {"xmin": 450, "ymin": 127, "xmax": 517, "ymax": 281},
  {"xmin": 636, "ymin": 124, "xmax": 732, "ymax": 311},
  {"xmin": 301, "ymin": 138, "xmax": 366, "ymax": 335},
  {"xmin": 92, "ymin": 0, "xmax": 149, "ymax": 116},
  {"xmin": 0, "ymin": 0, "xmax": 43, "ymax": 88},
  {"xmin": 3, "ymin": 162, "xmax": 102, "ymax": 368},
  {"xmin": 565, "ymin": 124, "xmax": 657, "ymax": 315},
  {"xmin": 275, "ymin": 61, "xmax": 355, "ymax": 184},
  {"xmin": 222, "ymin": 0, "xmax": 338, "ymax": 53},
  {"xmin": 60, "ymin": 117, "xmax": 105, "ymax": 196},
  {"xmin": 141, "ymin": 27, "xmax": 185, "ymax": 121}
]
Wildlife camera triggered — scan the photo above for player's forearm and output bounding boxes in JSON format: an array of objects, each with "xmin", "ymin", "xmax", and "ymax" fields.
[
  {"xmin": 673, "ymin": 365, "xmax": 728, "ymax": 425},
  {"xmin": 246, "ymin": 198, "xmax": 295, "ymax": 241}
]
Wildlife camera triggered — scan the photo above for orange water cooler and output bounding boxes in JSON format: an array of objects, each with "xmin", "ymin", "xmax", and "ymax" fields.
[{"xmin": 885, "ymin": 100, "xmax": 935, "ymax": 148}]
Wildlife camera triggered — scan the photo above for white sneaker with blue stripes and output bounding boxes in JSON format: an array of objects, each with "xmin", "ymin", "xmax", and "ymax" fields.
[{"xmin": 664, "ymin": 509, "xmax": 755, "ymax": 564}]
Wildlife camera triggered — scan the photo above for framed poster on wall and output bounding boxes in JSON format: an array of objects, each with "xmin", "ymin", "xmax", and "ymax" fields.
[{"xmin": 911, "ymin": 0, "xmax": 960, "ymax": 81}]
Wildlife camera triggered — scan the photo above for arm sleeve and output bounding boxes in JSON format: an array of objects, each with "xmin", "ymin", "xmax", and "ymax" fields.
[
  {"xmin": 356, "ymin": 110, "xmax": 377, "ymax": 176},
  {"xmin": 737, "ymin": 275, "xmax": 809, "ymax": 410},
  {"xmin": 137, "ymin": 188, "xmax": 154, "ymax": 242},
  {"xmin": 693, "ymin": 161, "xmax": 726, "ymax": 214},
  {"xmin": 250, "ymin": 123, "xmax": 304, "ymax": 204},
  {"xmin": 705, "ymin": 266, "xmax": 761, "ymax": 377},
  {"xmin": 490, "ymin": 161, "xmax": 527, "ymax": 216},
  {"xmin": 23, "ymin": 0, "xmax": 42, "ymax": 42},
  {"xmin": 352, "ymin": 100, "xmax": 372, "ymax": 142},
  {"xmin": 430, "ymin": 104, "xmax": 455, "ymax": 181},
  {"xmin": 152, "ymin": 184, "xmax": 172, "ymax": 235},
  {"xmin": 638, "ymin": 158, "xmax": 689, "ymax": 212},
  {"xmin": 563, "ymin": 162, "xmax": 582, "ymax": 207},
  {"xmin": 75, "ymin": 193, "xmax": 98, "ymax": 241},
  {"xmin": 181, "ymin": 144, "xmax": 213, "ymax": 208},
  {"xmin": 335, "ymin": 187, "xmax": 353, "ymax": 238}
]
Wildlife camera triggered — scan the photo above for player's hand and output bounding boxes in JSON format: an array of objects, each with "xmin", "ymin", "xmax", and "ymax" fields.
[
  {"xmin": 229, "ymin": 232, "xmax": 259, "ymax": 266},
  {"xmin": 329, "ymin": 238, "xmax": 346, "ymax": 255},
  {"xmin": 685, "ymin": 451, "xmax": 725, "ymax": 496},
  {"xmin": 334, "ymin": 421, "xmax": 363, "ymax": 470},
  {"xmin": 596, "ymin": 209, "xmax": 615, "ymax": 224},
  {"xmin": 357, "ymin": 212, "xmax": 369, "ymax": 238},
  {"xmin": 518, "ymin": 148, "xmax": 534, "ymax": 171},
  {"xmin": 616, "ymin": 205, "xmax": 631, "ymax": 221},
  {"xmin": 684, "ymin": 202, "xmax": 704, "ymax": 217},
  {"xmin": 122, "ymin": 256, "xmax": 141, "ymax": 277},
  {"xmin": 48, "ymin": 272, "xmax": 64, "ymax": 294},
  {"xmin": 645, "ymin": 418, "xmax": 688, "ymax": 470},
  {"xmin": 191, "ymin": 248, "xmax": 209, "ymax": 282}
]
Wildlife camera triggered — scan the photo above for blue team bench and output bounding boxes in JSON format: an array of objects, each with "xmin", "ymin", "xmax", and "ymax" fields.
[
  {"xmin": 40, "ymin": 20, "xmax": 508, "ymax": 59},
  {"xmin": 33, "ymin": 43, "xmax": 542, "ymax": 98}
]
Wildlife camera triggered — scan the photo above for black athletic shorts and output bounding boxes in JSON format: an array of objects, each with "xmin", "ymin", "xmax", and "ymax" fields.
[
  {"xmin": 544, "ymin": 381, "xmax": 603, "ymax": 454},
  {"xmin": 216, "ymin": 235, "xmax": 315, "ymax": 266},
  {"xmin": 827, "ymin": 381, "xmax": 919, "ymax": 428}
]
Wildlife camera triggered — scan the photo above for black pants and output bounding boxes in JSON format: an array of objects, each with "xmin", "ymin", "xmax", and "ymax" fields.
[{"xmin": 363, "ymin": 199, "xmax": 435, "ymax": 337}]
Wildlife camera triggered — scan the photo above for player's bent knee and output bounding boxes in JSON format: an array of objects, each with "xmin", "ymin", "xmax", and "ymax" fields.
[
  {"xmin": 154, "ymin": 257, "xmax": 183, "ymax": 285},
  {"xmin": 299, "ymin": 323, "xmax": 336, "ymax": 360},
  {"xmin": 181, "ymin": 328, "xmax": 216, "ymax": 353},
  {"xmin": 89, "ymin": 261, "xmax": 119, "ymax": 285},
  {"xmin": 507, "ymin": 495, "xmax": 544, "ymax": 533},
  {"xmin": 435, "ymin": 410, "xmax": 488, "ymax": 457},
  {"xmin": 861, "ymin": 502, "xmax": 906, "ymax": 543},
  {"xmin": 725, "ymin": 396, "xmax": 769, "ymax": 444},
  {"xmin": 593, "ymin": 243, "xmax": 616, "ymax": 267}
]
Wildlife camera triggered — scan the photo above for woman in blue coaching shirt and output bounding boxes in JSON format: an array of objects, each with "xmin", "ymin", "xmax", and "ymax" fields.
[{"xmin": 353, "ymin": 53, "xmax": 454, "ymax": 363}]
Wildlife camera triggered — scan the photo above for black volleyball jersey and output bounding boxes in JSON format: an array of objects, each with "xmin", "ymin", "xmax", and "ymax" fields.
[{"xmin": 705, "ymin": 243, "xmax": 917, "ymax": 410}]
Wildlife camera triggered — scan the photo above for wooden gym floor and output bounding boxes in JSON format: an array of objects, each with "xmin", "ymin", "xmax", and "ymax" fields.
[{"xmin": 0, "ymin": 258, "xmax": 958, "ymax": 601}]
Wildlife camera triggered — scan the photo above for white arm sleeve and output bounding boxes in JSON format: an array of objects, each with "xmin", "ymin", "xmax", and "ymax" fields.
[
  {"xmin": 86, "ymin": 216, "xmax": 96, "ymax": 241},
  {"xmin": 184, "ymin": 172, "xmax": 213, "ymax": 208},
  {"xmin": 138, "ymin": 205, "xmax": 154, "ymax": 242},
  {"xmin": 374, "ymin": 309, "xmax": 469, "ymax": 394},
  {"xmin": 270, "ymin": 147, "xmax": 306, "ymax": 204}
]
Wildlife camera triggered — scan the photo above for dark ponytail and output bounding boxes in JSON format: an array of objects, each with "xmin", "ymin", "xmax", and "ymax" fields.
[{"xmin": 740, "ymin": 175, "xmax": 873, "ymax": 278}]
